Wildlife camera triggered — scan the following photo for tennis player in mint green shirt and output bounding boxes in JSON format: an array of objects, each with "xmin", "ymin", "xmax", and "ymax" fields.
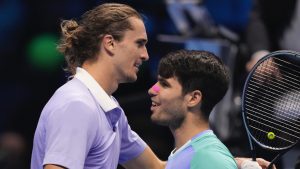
[
  {"xmin": 148, "ymin": 50, "xmax": 238, "ymax": 169},
  {"xmin": 165, "ymin": 130, "xmax": 236, "ymax": 169}
]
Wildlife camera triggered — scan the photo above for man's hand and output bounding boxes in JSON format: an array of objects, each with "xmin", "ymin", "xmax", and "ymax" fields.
[{"xmin": 235, "ymin": 157, "xmax": 276, "ymax": 169}]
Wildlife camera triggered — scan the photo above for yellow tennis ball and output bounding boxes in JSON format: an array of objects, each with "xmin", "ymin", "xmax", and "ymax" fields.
[{"xmin": 267, "ymin": 132, "xmax": 275, "ymax": 140}]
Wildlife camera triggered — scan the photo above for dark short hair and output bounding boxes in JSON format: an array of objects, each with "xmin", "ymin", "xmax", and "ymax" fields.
[
  {"xmin": 57, "ymin": 3, "xmax": 143, "ymax": 74},
  {"xmin": 158, "ymin": 50, "xmax": 230, "ymax": 120}
]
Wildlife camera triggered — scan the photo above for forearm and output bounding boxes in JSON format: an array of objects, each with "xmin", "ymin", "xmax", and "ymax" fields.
[
  {"xmin": 235, "ymin": 157, "xmax": 276, "ymax": 169},
  {"xmin": 44, "ymin": 164, "xmax": 67, "ymax": 169},
  {"xmin": 122, "ymin": 146, "xmax": 166, "ymax": 169}
]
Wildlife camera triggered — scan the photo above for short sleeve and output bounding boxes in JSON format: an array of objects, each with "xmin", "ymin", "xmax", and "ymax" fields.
[
  {"xmin": 190, "ymin": 150, "xmax": 238, "ymax": 169},
  {"xmin": 43, "ymin": 100, "xmax": 98, "ymax": 169},
  {"xmin": 118, "ymin": 111, "xmax": 147, "ymax": 164}
]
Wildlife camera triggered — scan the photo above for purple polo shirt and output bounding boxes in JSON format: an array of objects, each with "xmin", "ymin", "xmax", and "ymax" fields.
[{"xmin": 31, "ymin": 67, "xmax": 147, "ymax": 169}]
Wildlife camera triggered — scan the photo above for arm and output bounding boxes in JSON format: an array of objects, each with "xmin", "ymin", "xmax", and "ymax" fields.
[
  {"xmin": 122, "ymin": 146, "xmax": 166, "ymax": 169},
  {"xmin": 235, "ymin": 157, "xmax": 276, "ymax": 169},
  {"xmin": 44, "ymin": 164, "xmax": 66, "ymax": 169},
  {"xmin": 42, "ymin": 101, "xmax": 97, "ymax": 169}
]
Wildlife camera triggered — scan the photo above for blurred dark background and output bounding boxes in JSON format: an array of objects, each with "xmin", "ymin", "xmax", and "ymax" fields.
[{"xmin": 0, "ymin": 0, "xmax": 299, "ymax": 168}]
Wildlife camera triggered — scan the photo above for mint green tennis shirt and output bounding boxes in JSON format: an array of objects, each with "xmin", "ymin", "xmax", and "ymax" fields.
[{"xmin": 166, "ymin": 130, "xmax": 238, "ymax": 169}]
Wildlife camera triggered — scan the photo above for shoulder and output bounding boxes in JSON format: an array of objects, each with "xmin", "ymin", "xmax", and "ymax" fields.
[
  {"xmin": 192, "ymin": 132, "xmax": 229, "ymax": 151},
  {"xmin": 49, "ymin": 78, "xmax": 97, "ymax": 110},
  {"xmin": 190, "ymin": 149, "xmax": 237, "ymax": 169},
  {"xmin": 56, "ymin": 78, "xmax": 93, "ymax": 101},
  {"xmin": 190, "ymin": 136, "xmax": 237, "ymax": 169},
  {"xmin": 41, "ymin": 78, "xmax": 100, "ymax": 120}
]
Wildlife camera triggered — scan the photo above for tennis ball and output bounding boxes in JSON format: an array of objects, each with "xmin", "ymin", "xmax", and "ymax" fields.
[{"xmin": 267, "ymin": 132, "xmax": 275, "ymax": 140}]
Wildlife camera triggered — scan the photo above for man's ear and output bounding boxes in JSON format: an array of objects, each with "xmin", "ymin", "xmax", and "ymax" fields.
[
  {"xmin": 102, "ymin": 34, "xmax": 115, "ymax": 54},
  {"xmin": 186, "ymin": 90, "xmax": 202, "ymax": 108}
]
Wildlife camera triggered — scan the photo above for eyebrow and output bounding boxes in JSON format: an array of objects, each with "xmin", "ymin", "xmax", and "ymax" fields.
[
  {"xmin": 158, "ymin": 77, "xmax": 171, "ymax": 86},
  {"xmin": 136, "ymin": 38, "xmax": 148, "ymax": 44}
]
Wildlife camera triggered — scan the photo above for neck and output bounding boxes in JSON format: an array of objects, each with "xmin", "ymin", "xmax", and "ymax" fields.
[
  {"xmin": 171, "ymin": 112, "xmax": 209, "ymax": 149},
  {"xmin": 82, "ymin": 57, "xmax": 119, "ymax": 95}
]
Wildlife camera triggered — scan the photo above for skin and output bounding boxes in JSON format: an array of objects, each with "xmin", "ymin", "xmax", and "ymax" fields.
[
  {"xmin": 44, "ymin": 17, "xmax": 163, "ymax": 169},
  {"xmin": 149, "ymin": 75, "xmax": 208, "ymax": 150},
  {"xmin": 44, "ymin": 16, "xmax": 275, "ymax": 169},
  {"xmin": 82, "ymin": 17, "xmax": 149, "ymax": 95},
  {"xmin": 148, "ymin": 76, "xmax": 277, "ymax": 169},
  {"xmin": 235, "ymin": 158, "xmax": 276, "ymax": 169},
  {"xmin": 149, "ymin": 76, "xmax": 187, "ymax": 129},
  {"xmin": 111, "ymin": 17, "xmax": 149, "ymax": 84}
]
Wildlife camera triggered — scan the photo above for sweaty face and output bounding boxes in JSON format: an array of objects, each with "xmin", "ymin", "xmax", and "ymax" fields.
[
  {"xmin": 113, "ymin": 17, "xmax": 149, "ymax": 83},
  {"xmin": 148, "ymin": 76, "xmax": 188, "ymax": 129}
]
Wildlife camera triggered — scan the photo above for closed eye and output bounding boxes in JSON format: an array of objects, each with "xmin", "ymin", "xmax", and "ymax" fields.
[
  {"xmin": 136, "ymin": 39, "xmax": 147, "ymax": 48},
  {"xmin": 158, "ymin": 78, "xmax": 170, "ymax": 88}
]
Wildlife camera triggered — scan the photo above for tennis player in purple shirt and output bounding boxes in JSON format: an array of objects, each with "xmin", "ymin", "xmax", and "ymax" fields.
[
  {"xmin": 31, "ymin": 2, "xmax": 275, "ymax": 169},
  {"xmin": 31, "ymin": 3, "xmax": 164, "ymax": 169}
]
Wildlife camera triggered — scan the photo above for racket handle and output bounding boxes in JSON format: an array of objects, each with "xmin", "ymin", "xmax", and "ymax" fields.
[{"xmin": 241, "ymin": 160, "xmax": 262, "ymax": 169}]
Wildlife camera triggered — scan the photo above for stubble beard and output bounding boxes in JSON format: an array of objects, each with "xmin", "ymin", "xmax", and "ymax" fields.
[
  {"xmin": 151, "ymin": 112, "xmax": 185, "ymax": 130},
  {"xmin": 121, "ymin": 72, "xmax": 138, "ymax": 83}
]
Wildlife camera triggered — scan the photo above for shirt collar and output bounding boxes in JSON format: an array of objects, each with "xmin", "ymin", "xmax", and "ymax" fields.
[
  {"xmin": 169, "ymin": 130, "xmax": 213, "ymax": 157},
  {"xmin": 74, "ymin": 67, "xmax": 118, "ymax": 112}
]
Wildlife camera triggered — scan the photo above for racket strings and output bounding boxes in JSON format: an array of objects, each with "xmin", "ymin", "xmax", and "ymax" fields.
[
  {"xmin": 254, "ymin": 58, "xmax": 300, "ymax": 117},
  {"xmin": 245, "ymin": 107, "xmax": 299, "ymax": 148},
  {"xmin": 245, "ymin": 98, "xmax": 300, "ymax": 131},
  {"xmin": 254, "ymin": 68, "xmax": 300, "ymax": 93},
  {"xmin": 248, "ymin": 122, "xmax": 297, "ymax": 144},
  {"xmin": 247, "ymin": 80, "xmax": 300, "ymax": 122},
  {"xmin": 246, "ymin": 93, "xmax": 300, "ymax": 128},
  {"xmin": 256, "ymin": 60, "xmax": 300, "ymax": 91},
  {"xmin": 274, "ymin": 57, "xmax": 300, "ymax": 76},
  {"xmin": 247, "ymin": 82, "xmax": 300, "ymax": 118},
  {"xmin": 245, "ymin": 56, "xmax": 300, "ymax": 149},
  {"xmin": 246, "ymin": 101, "xmax": 300, "ymax": 140}
]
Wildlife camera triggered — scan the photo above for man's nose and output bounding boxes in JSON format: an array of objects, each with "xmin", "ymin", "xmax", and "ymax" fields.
[
  {"xmin": 141, "ymin": 47, "xmax": 149, "ymax": 61},
  {"xmin": 148, "ymin": 83, "xmax": 160, "ymax": 96}
]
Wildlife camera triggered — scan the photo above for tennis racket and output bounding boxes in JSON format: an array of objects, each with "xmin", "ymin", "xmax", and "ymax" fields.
[{"xmin": 242, "ymin": 50, "xmax": 300, "ymax": 169}]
